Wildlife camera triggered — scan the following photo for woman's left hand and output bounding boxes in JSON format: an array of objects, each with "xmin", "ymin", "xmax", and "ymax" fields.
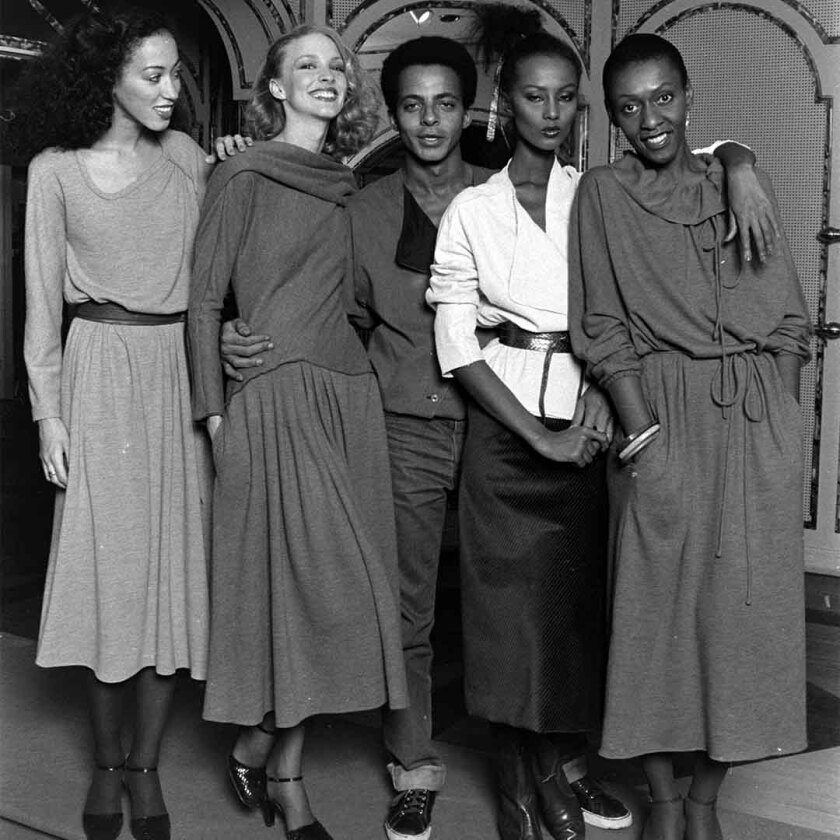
[
  {"xmin": 571, "ymin": 386, "xmax": 614, "ymax": 453},
  {"xmin": 725, "ymin": 164, "xmax": 782, "ymax": 264}
]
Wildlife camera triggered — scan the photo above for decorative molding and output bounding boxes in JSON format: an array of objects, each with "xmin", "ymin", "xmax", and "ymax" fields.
[
  {"xmin": 611, "ymin": 0, "xmax": 620, "ymax": 46},
  {"xmin": 27, "ymin": 0, "xmax": 62, "ymax": 34},
  {"xmin": 657, "ymin": 3, "xmax": 829, "ymax": 98},
  {"xmin": 0, "ymin": 34, "xmax": 46, "ymax": 58},
  {"xmin": 197, "ymin": 0, "xmax": 252, "ymax": 90},
  {"xmin": 344, "ymin": 0, "xmax": 587, "ymax": 68},
  {"xmin": 241, "ymin": 0, "xmax": 276, "ymax": 40},
  {"xmin": 628, "ymin": 0, "xmax": 840, "ymax": 46},
  {"xmin": 256, "ymin": 0, "xmax": 297, "ymax": 29}
]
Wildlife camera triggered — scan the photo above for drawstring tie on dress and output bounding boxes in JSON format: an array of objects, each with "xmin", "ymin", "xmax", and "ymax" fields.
[{"xmin": 706, "ymin": 216, "xmax": 766, "ymax": 605}]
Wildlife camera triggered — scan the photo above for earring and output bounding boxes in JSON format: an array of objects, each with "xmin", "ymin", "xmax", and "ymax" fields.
[
  {"xmin": 486, "ymin": 57, "xmax": 504, "ymax": 142},
  {"xmin": 686, "ymin": 110, "xmax": 691, "ymax": 128}
]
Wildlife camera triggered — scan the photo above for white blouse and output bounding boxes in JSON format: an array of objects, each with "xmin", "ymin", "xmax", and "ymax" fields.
[{"xmin": 427, "ymin": 160, "xmax": 584, "ymax": 420}]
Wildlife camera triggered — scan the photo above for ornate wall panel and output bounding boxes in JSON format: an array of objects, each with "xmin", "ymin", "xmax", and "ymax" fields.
[
  {"xmin": 787, "ymin": 0, "xmax": 840, "ymax": 39},
  {"xmin": 616, "ymin": 0, "xmax": 839, "ymax": 42}
]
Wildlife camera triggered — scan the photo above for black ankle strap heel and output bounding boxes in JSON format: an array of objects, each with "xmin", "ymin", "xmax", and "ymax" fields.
[
  {"xmin": 83, "ymin": 761, "xmax": 125, "ymax": 840},
  {"xmin": 265, "ymin": 775, "xmax": 334, "ymax": 840},
  {"xmin": 124, "ymin": 765, "xmax": 170, "ymax": 840}
]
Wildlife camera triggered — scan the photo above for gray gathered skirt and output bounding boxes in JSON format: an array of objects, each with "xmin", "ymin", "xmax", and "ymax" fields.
[
  {"xmin": 600, "ymin": 352, "xmax": 807, "ymax": 762},
  {"xmin": 37, "ymin": 318, "xmax": 211, "ymax": 682},
  {"xmin": 203, "ymin": 361, "xmax": 407, "ymax": 727}
]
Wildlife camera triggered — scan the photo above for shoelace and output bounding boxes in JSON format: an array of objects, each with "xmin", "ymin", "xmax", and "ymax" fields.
[
  {"xmin": 396, "ymin": 789, "xmax": 430, "ymax": 817},
  {"xmin": 571, "ymin": 777, "xmax": 604, "ymax": 802}
]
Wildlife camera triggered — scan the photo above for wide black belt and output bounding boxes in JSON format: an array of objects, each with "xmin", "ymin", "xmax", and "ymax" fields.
[
  {"xmin": 74, "ymin": 301, "xmax": 186, "ymax": 326},
  {"xmin": 498, "ymin": 323, "xmax": 572, "ymax": 420}
]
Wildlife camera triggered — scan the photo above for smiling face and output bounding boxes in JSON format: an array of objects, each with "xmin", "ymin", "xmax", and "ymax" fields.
[
  {"xmin": 269, "ymin": 32, "xmax": 348, "ymax": 123},
  {"xmin": 503, "ymin": 53, "xmax": 579, "ymax": 155},
  {"xmin": 391, "ymin": 63, "xmax": 470, "ymax": 165},
  {"xmin": 112, "ymin": 31, "xmax": 181, "ymax": 132},
  {"xmin": 607, "ymin": 56, "xmax": 693, "ymax": 168}
]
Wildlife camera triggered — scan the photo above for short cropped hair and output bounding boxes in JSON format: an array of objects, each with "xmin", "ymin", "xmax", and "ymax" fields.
[
  {"xmin": 602, "ymin": 33, "xmax": 688, "ymax": 102},
  {"xmin": 380, "ymin": 36, "xmax": 477, "ymax": 114},
  {"xmin": 245, "ymin": 24, "xmax": 381, "ymax": 159}
]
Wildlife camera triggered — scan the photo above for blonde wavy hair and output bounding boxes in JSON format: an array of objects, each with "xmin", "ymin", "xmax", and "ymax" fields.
[{"xmin": 245, "ymin": 25, "xmax": 380, "ymax": 160}]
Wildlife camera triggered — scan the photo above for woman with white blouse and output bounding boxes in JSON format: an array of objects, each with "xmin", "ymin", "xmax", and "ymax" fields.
[{"xmin": 427, "ymin": 32, "xmax": 615, "ymax": 840}]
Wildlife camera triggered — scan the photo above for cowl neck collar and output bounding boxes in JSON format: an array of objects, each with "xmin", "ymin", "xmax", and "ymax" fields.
[
  {"xmin": 611, "ymin": 151, "xmax": 726, "ymax": 225},
  {"xmin": 212, "ymin": 140, "xmax": 356, "ymax": 206}
]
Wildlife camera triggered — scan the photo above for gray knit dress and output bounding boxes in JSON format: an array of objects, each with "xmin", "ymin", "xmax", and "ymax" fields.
[
  {"xmin": 24, "ymin": 131, "xmax": 211, "ymax": 683},
  {"xmin": 569, "ymin": 153, "xmax": 810, "ymax": 762}
]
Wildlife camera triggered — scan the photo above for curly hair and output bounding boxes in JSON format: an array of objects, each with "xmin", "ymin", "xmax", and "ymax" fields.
[
  {"xmin": 380, "ymin": 37, "xmax": 477, "ymax": 115},
  {"xmin": 245, "ymin": 25, "xmax": 381, "ymax": 160},
  {"xmin": 13, "ymin": 7, "xmax": 171, "ymax": 155}
]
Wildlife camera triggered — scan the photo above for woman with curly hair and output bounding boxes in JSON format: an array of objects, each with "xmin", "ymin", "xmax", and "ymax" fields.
[
  {"xmin": 187, "ymin": 25, "xmax": 407, "ymax": 839},
  {"xmin": 21, "ymin": 8, "xmax": 211, "ymax": 840}
]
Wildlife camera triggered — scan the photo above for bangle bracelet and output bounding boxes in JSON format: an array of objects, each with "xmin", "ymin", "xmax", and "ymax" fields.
[
  {"xmin": 622, "ymin": 419, "xmax": 658, "ymax": 444},
  {"xmin": 618, "ymin": 423, "xmax": 660, "ymax": 462}
]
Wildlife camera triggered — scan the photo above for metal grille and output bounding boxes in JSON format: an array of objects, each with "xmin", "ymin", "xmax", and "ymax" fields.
[
  {"xmin": 542, "ymin": 0, "xmax": 588, "ymax": 43},
  {"xmin": 616, "ymin": 0, "xmax": 657, "ymax": 40},
  {"xmin": 796, "ymin": 0, "xmax": 840, "ymax": 37},
  {"xmin": 331, "ymin": 0, "xmax": 357, "ymax": 29},
  {"xmin": 612, "ymin": 6, "xmax": 828, "ymax": 525}
]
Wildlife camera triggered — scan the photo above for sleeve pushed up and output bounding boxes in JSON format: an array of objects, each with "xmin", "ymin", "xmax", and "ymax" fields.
[{"xmin": 426, "ymin": 200, "xmax": 484, "ymax": 376}]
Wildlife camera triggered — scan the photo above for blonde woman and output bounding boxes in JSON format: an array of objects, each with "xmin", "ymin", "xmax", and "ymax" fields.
[{"xmin": 188, "ymin": 25, "xmax": 407, "ymax": 839}]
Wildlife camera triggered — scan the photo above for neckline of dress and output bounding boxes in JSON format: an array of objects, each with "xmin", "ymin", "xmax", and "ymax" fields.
[{"xmin": 75, "ymin": 137, "xmax": 167, "ymax": 200}]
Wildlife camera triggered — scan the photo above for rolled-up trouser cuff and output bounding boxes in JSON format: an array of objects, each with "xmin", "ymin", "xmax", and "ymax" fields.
[{"xmin": 388, "ymin": 761, "xmax": 447, "ymax": 792}]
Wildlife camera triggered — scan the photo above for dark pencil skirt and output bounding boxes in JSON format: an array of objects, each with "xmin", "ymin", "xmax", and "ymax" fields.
[{"xmin": 459, "ymin": 403, "xmax": 608, "ymax": 733}]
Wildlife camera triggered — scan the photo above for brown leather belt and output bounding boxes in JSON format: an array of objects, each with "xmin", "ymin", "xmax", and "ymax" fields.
[
  {"xmin": 499, "ymin": 323, "xmax": 572, "ymax": 420},
  {"xmin": 74, "ymin": 301, "xmax": 186, "ymax": 326}
]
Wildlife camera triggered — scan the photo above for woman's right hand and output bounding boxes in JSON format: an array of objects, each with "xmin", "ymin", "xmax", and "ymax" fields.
[
  {"xmin": 220, "ymin": 317, "xmax": 273, "ymax": 380},
  {"xmin": 532, "ymin": 424, "xmax": 608, "ymax": 467},
  {"xmin": 38, "ymin": 417, "xmax": 69, "ymax": 488}
]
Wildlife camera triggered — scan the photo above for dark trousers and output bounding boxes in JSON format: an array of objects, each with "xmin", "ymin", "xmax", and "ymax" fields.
[{"xmin": 381, "ymin": 412, "xmax": 465, "ymax": 790}]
